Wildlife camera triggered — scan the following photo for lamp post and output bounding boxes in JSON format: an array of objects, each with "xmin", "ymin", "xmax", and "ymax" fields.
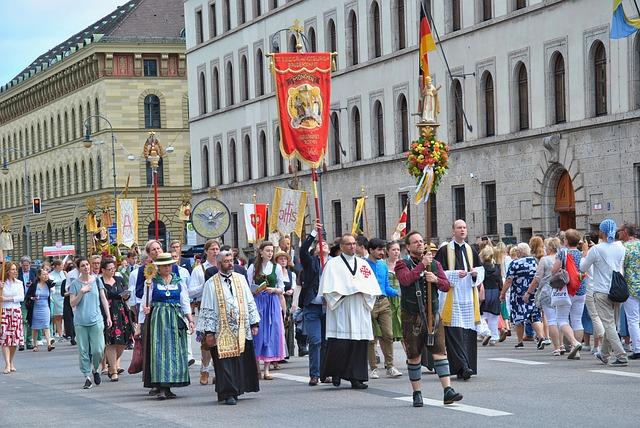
[
  {"xmin": 83, "ymin": 115, "xmax": 118, "ymax": 214},
  {"xmin": 1, "ymin": 148, "xmax": 31, "ymax": 258},
  {"xmin": 141, "ymin": 132, "xmax": 174, "ymax": 242}
]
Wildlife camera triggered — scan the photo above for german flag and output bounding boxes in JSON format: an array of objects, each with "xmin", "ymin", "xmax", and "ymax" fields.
[{"xmin": 419, "ymin": 2, "xmax": 436, "ymax": 84}]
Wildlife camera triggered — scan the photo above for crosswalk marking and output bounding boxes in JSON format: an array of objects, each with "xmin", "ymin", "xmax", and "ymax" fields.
[
  {"xmin": 489, "ymin": 357, "xmax": 549, "ymax": 365},
  {"xmin": 590, "ymin": 369, "xmax": 640, "ymax": 378},
  {"xmin": 272, "ymin": 373, "xmax": 313, "ymax": 383},
  {"xmin": 394, "ymin": 396, "xmax": 512, "ymax": 417}
]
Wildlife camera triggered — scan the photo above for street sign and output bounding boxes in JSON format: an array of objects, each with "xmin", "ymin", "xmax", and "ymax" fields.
[
  {"xmin": 43, "ymin": 245, "xmax": 75, "ymax": 257},
  {"xmin": 186, "ymin": 222, "xmax": 197, "ymax": 245},
  {"xmin": 108, "ymin": 225, "xmax": 117, "ymax": 244}
]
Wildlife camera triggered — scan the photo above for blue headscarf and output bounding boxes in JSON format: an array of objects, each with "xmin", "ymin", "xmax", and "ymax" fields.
[{"xmin": 599, "ymin": 219, "xmax": 617, "ymax": 243}]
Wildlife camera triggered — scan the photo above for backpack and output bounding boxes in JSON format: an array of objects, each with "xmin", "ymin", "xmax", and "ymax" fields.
[{"xmin": 565, "ymin": 252, "xmax": 581, "ymax": 296}]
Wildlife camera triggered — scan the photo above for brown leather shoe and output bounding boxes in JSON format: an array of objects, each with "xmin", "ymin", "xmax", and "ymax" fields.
[
  {"xmin": 200, "ymin": 371, "xmax": 209, "ymax": 385},
  {"xmin": 308, "ymin": 376, "xmax": 319, "ymax": 386}
]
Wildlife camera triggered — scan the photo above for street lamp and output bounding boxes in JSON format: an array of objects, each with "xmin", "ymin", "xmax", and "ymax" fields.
[
  {"xmin": 83, "ymin": 115, "xmax": 117, "ymax": 219},
  {"xmin": 1, "ymin": 149, "xmax": 32, "ymax": 258}
]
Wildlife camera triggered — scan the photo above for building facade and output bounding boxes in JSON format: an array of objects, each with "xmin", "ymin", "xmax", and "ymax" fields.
[
  {"xmin": 0, "ymin": 0, "xmax": 191, "ymax": 260},
  {"xmin": 185, "ymin": 0, "xmax": 640, "ymax": 250}
]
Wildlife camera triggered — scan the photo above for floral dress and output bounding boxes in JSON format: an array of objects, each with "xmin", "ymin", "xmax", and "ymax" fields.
[
  {"xmin": 506, "ymin": 256, "xmax": 541, "ymax": 325},
  {"xmin": 624, "ymin": 240, "xmax": 640, "ymax": 299},
  {"xmin": 103, "ymin": 277, "xmax": 133, "ymax": 346}
]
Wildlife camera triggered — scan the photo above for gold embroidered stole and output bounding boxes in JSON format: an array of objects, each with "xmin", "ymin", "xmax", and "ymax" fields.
[
  {"xmin": 443, "ymin": 243, "xmax": 481, "ymax": 325},
  {"xmin": 213, "ymin": 274, "xmax": 247, "ymax": 358}
]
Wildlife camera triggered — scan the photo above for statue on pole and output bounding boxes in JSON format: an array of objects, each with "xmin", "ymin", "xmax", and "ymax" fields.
[{"xmin": 421, "ymin": 75, "xmax": 441, "ymax": 124}]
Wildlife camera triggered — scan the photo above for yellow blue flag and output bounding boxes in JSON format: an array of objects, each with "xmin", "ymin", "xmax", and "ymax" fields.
[{"xmin": 611, "ymin": 0, "xmax": 640, "ymax": 39}]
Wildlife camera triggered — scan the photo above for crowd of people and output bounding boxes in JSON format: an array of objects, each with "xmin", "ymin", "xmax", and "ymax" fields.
[{"xmin": 1, "ymin": 218, "xmax": 638, "ymax": 407}]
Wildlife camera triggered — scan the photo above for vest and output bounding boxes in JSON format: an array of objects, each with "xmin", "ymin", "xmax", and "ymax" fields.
[{"xmin": 400, "ymin": 256, "xmax": 439, "ymax": 315}]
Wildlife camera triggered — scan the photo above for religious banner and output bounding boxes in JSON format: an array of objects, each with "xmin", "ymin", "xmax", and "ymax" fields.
[
  {"xmin": 271, "ymin": 52, "xmax": 332, "ymax": 168},
  {"xmin": 243, "ymin": 203, "xmax": 268, "ymax": 243},
  {"xmin": 116, "ymin": 198, "xmax": 138, "ymax": 248},
  {"xmin": 269, "ymin": 187, "xmax": 307, "ymax": 238},
  {"xmin": 351, "ymin": 197, "xmax": 366, "ymax": 236},
  {"xmin": 391, "ymin": 203, "xmax": 409, "ymax": 241}
]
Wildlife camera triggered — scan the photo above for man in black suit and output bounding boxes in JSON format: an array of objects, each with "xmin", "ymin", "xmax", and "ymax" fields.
[
  {"xmin": 18, "ymin": 256, "xmax": 37, "ymax": 350},
  {"xmin": 170, "ymin": 239, "xmax": 192, "ymax": 274},
  {"xmin": 204, "ymin": 245, "xmax": 247, "ymax": 282}
]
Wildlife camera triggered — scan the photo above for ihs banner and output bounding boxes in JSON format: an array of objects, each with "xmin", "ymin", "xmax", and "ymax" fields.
[
  {"xmin": 271, "ymin": 52, "xmax": 332, "ymax": 168},
  {"xmin": 269, "ymin": 187, "xmax": 307, "ymax": 238}
]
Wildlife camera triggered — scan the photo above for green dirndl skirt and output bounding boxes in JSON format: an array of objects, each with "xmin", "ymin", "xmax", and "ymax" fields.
[{"xmin": 144, "ymin": 302, "xmax": 190, "ymax": 388}]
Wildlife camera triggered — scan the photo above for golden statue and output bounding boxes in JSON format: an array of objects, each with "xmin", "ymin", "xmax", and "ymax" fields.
[{"xmin": 421, "ymin": 75, "xmax": 441, "ymax": 124}]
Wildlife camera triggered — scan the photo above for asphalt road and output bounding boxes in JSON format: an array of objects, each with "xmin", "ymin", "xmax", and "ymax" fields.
[{"xmin": 1, "ymin": 335, "xmax": 639, "ymax": 428}]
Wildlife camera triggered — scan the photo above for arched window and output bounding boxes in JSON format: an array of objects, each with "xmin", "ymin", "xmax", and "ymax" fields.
[
  {"xmin": 57, "ymin": 115, "xmax": 62, "ymax": 146},
  {"xmin": 553, "ymin": 53, "xmax": 566, "ymax": 124},
  {"xmin": 146, "ymin": 158, "xmax": 165, "ymax": 186},
  {"xmin": 289, "ymin": 34, "xmax": 297, "ymax": 52},
  {"xmin": 215, "ymin": 142, "xmax": 223, "ymax": 185},
  {"xmin": 47, "ymin": 118, "xmax": 52, "ymax": 148},
  {"xmin": 327, "ymin": 19, "xmax": 338, "ymax": 67},
  {"xmin": 452, "ymin": 80, "xmax": 464, "ymax": 142},
  {"xmin": 255, "ymin": 50, "xmax": 265, "ymax": 96},
  {"xmin": 517, "ymin": 63, "xmax": 529, "ymax": 130},
  {"xmin": 37, "ymin": 123, "xmax": 42, "ymax": 152},
  {"xmin": 73, "ymin": 163, "xmax": 79, "ymax": 194},
  {"xmin": 225, "ymin": 61, "xmax": 234, "ymax": 106},
  {"xmin": 67, "ymin": 165, "xmax": 72, "ymax": 195},
  {"xmin": 212, "ymin": 66, "xmax": 221, "ymax": 109},
  {"xmin": 397, "ymin": 94, "xmax": 409, "ymax": 152},
  {"xmin": 369, "ymin": 1, "xmax": 382, "ymax": 59},
  {"xmin": 78, "ymin": 105, "xmax": 83, "ymax": 138},
  {"xmin": 240, "ymin": 55, "xmax": 249, "ymax": 101},
  {"xmin": 274, "ymin": 127, "xmax": 283, "ymax": 175},
  {"xmin": 144, "ymin": 95, "xmax": 161, "ymax": 128},
  {"xmin": 308, "ymin": 27, "xmax": 317, "ymax": 52},
  {"xmin": 253, "ymin": 0, "xmax": 261, "ymax": 18},
  {"xmin": 81, "ymin": 160, "xmax": 87, "ymax": 193},
  {"xmin": 329, "ymin": 112, "xmax": 340, "ymax": 165},
  {"xmin": 58, "ymin": 166, "xmax": 64, "ymax": 196},
  {"xmin": 95, "ymin": 98, "xmax": 100, "ymax": 131},
  {"xmin": 373, "ymin": 101, "xmax": 384, "ymax": 157},
  {"xmin": 483, "ymin": 71, "xmax": 495, "ymax": 136},
  {"xmin": 238, "ymin": 0, "xmax": 246, "ymax": 25},
  {"xmin": 223, "ymin": 0, "xmax": 231, "ymax": 32},
  {"xmin": 395, "ymin": 0, "xmax": 406, "ymax": 50},
  {"xmin": 64, "ymin": 111, "xmax": 69, "ymax": 142},
  {"xmin": 97, "ymin": 154, "xmax": 103, "ymax": 189},
  {"xmin": 89, "ymin": 158, "xmax": 95, "ymax": 191},
  {"xmin": 347, "ymin": 11, "xmax": 359, "ymax": 66},
  {"xmin": 352, "ymin": 107, "xmax": 362, "ymax": 161},
  {"xmin": 202, "ymin": 145, "xmax": 210, "ymax": 188},
  {"xmin": 198, "ymin": 72, "xmax": 208, "ymax": 115},
  {"xmin": 229, "ymin": 138, "xmax": 237, "ymax": 183},
  {"xmin": 258, "ymin": 131, "xmax": 267, "ymax": 177},
  {"xmin": 71, "ymin": 108, "xmax": 77, "ymax": 140},
  {"xmin": 243, "ymin": 135, "xmax": 252, "ymax": 181},
  {"xmin": 594, "ymin": 42, "xmax": 607, "ymax": 116}
]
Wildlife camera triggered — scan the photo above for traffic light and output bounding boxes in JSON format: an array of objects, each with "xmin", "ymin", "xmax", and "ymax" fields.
[{"xmin": 33, "ymin": 197, "xmax": 42, "ymax": 214}]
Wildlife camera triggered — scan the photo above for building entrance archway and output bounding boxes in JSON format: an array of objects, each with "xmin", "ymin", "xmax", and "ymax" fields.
[{"xmin": 555, "ymin": 170, "xmax": 576, "ymax": 230}]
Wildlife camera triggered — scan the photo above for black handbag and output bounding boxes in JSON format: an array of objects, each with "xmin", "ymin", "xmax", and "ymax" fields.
[
  {"xmin": 595, "ymin": 249, "xmax": 629, "ymax": 303},
  {"xmin": 550, "ymin": 255, "xmax": 569, "ymax": 290}
]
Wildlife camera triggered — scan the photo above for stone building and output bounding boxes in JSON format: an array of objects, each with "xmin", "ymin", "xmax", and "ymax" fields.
[
  {"xmin": 0, "ymin": 0, "xmax": 191, "ymax": 260},
  {"xmin": 184, "ymin": 0, "xmax": 640, "ymax": 250}
]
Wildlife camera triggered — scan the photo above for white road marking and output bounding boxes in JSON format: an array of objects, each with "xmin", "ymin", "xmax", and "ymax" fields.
[
  {"xmin": 272, "ymin": 373, "xmax": 313, "ymax": 383},
  {"xmin": 394, "ymin": 396, "xmax": 512, "ymax": 417},
  {"xmin": 488, "ymin": 358, "xmax": 549, "ymax": 365},
  {"xmin": 590, "ymin": 369, "xmax": 640, "ymax": 378}
]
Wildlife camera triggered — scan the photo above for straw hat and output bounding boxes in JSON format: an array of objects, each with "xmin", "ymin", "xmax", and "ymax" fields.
[
  {"xmin": 273, "ymin": 250, "xmax": 291, "ymax": 264},
  {"xmin": 429, "ymin": 243, "xmax": 438, "ymax": 252},
  {"xmin": 154, "ymin": 253, "xmax": 177, "ymax": 266}
]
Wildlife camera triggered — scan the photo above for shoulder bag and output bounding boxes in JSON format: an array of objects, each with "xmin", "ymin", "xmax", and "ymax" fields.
[
  {"xmin": 594, "ymin": 248, "xmax": 629, "ymax": 303},
  {"xmin": 550, "ymin": 252, "xmax": 569, "ymax": 290}
]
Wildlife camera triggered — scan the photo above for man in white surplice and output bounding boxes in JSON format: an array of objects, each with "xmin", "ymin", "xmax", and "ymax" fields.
[{"xmin": 320, "ymin": 233, "xmax": 380, "ymax": 389}]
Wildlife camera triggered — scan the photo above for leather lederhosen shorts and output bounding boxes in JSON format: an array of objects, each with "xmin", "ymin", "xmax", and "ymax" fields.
[{"xmin": 401, "ymin": 310, "xmax": 446, "ymax": 359}]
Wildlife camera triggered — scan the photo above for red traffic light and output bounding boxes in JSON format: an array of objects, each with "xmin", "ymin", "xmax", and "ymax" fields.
[{"xmin": 33, "ymin": 197, "xmax": 42, "ymax": 214}]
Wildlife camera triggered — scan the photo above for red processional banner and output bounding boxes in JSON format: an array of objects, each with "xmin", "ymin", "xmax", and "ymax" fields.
[{"xmin": 271, "ymin": 52, "xmax": 332, "ymax": 168}]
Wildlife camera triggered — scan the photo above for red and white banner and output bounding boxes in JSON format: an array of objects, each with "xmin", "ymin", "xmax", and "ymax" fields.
[
  {"xmin": 391, "ymin": 204, "xmax": 409, "ymax": 241},
  {"xmin": 271, "ymin": 52, "xmax": 332, "ymax": 168},
  {"xmin": 43, "ymin": 245, "xmax": 75, "ymax": 257},
  {"xmin": 243, "ymin": 203, "xmax": 268, "ymax": 243}
]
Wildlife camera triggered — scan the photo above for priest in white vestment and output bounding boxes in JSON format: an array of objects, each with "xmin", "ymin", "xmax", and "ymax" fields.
[{"xmin": 320, "ymin": 234, "xmax": 380, "ymax": 389}]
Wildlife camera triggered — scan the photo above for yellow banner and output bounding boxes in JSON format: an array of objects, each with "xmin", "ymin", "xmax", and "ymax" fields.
[
  {"xmin": 117, "ymin": 198, "xmax": 138, "ymax": 248},
  {"xmin": 351, "ymin": 197, "xmax": 366, "ymax": 235},
  {"xmin": 269, "ymin": 187, "xmax": 307, "ymax": 238}
]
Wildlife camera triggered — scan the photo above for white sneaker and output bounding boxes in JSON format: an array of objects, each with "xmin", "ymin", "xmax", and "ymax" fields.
[
  {"xmin": 489, "ymin": 340, "xmax": 497, "ymax": 346},
  {"xmin": 369, "ymin": 368, "xmax": 380, "ymax": 379},
  {"xmin": 582, "ymin": 345, "xmax": 591, "ymax": 352},
  {"xmin": 386, "ymin": 366, "xmax": 402, "ymax": 377}
]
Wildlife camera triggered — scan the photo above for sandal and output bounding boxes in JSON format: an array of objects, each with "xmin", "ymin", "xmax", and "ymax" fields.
[
  {"xmin": 551, "ymin": 349, "xmax": 561, "ymax": 356},
  {"xmin": 263, "ymin": 373, "xmax": 273, "ymax": 380},
  {"xmin": 32, "ymin": 347, "xmax": 39, "ymax": 352},
  {"xmin": 48, "ymin": 345, "xmax": 55, "ymax": 352},
  {"xmin": 110, "ymin": 374, "xmax": 119, "ymax": 382},
  {"xmin": 559, "ymin": 346, "xmax": 566, "ymax": 355},
  {"xmin": 117, "ymin": 368, "xmax": 125, "ymax": 375},
  {"xmin": 2, "ymin": 368, "xmax": 9, "ymax": 374}
]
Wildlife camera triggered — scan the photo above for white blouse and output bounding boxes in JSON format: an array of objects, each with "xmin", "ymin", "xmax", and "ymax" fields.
[{"xmin": 2, "ymin": 279, "xmax": 25, "ymax": 309}]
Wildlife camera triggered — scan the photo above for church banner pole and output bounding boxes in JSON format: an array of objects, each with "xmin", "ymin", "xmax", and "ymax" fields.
[{"xmin": 311, "ymin": 169, "xmax": 326, "ymax": 268}]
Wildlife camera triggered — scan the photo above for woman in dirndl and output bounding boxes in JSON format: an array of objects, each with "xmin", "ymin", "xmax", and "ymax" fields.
[
  {"xmin": 247, "ymin": 242, "xmax": 286, "ymax": 380},
  {"xmin": 1, "ymin": 262, "xmax": 25, "ymax": 374},
  {"xmin": 138, "ymin": 253, "xmax": 194, "ymax": 400}
]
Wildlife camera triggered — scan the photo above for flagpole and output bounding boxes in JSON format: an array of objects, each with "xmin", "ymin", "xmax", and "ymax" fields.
[
  {"xmin": 252, "ymin": 192, "xmax": 258, "ymax": 248},
  {"xmin": 311, "ymin": 169, "xmax": 326, "ymax": 267}
]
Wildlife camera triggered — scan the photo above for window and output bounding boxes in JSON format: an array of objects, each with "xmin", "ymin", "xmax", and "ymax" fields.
[
  {"xmin": 198, "ymin": 72, "xmax": 208, "ymax": 115},
  {"xmin": 225, "ymin": 61, "xmax": 234, "ymax": 106},
  {"xmin": 258, "ymin": 131, "xmax": 267, "ymax": 177},
  {"xmin": 333, "ymin": 200, "xmax": 343, "ymax": 237},
  {"xmin": 144, "ymin": 95, "xmax": 161, "ymax": 128},
  {"xmin": 400, "ymin": 192, "xmax": 411, "ymax": 231},
  {"xmin": 553, "ymin": 53, "xmax": 566, "ymax": 124},
  {"xmin": 307, "ymin": 27, "xmax": 317, "ymax": 52},
  {"xmin": 253, "ymin": 0, "xmax": 261, "ymax": 18},
  {"xmin": 395, "ymin": 0, "xmax": 406, "ymax": 50},
  {"xmin": 229, "ymin": 138, "xmax": 237, "ymax": 182},
  {"xmin": 215, "ymin": 142, "xmax": 223, "ymax": 185},
  {"xmin": 483, "ymin": 72, "xmax": 495, "ymax": 136},
  {"xmin": 255, "ymin": 50, "xmax": 264, "ymax": 96},
  {"xmin": 144, "ymin": 59, "xmax": 158, "ymax": 76},
  {"xmin": 347, "ymin": 11, "xmax": 359, "ymax": 66},
  {"xmin": 202, "ymin": 145, "xmax": 210, "ymax": 188},
  {"xmin": 238, "ymin": 0, "xmax": 246, "ymax": 25},
  {"xmin": 370, "ymin": 1, "xmax": 382, "ymax": 59},
  {"xmin": 73, "ymin": 163, "xmax": 79, "ymax": 194},
  {"xmin": 452, "ymin": 0, "xmax": 461, "ymax": 31},
  {"xmin": 515, "ymin": 0, "xmax": 526, "ymax": 10},
  {"xmin": 243, "ymin": 135, "xmax": 252, "ymax": 181},
  {"xmin": 376, "ymin": 195, "xmax": 386, "ymax": 239},
  {"xmin": 373, "ymin": 100, "xmax": 384, "ymax": 157},
  {"xmin": 195, "ymin": 8, "xmax": 204, "ymax": 44},
  {"xmin": 209, "ymin": 1, "xmax": 217, "ymax": 38},
  {"xmin": 482, "ymin": 0, "xmax": 492, "ymax": 21},
  {"xmin": 329, "ymin": 112, "xmax": 340, "ymax": 165},
  {"xmin": 147, "ymin": 221, "xmax": 167, "ymax": 248},
  {"xmin": 397, "ymin": 94, "xmax": 409, "ymax": 152},
  {"xmin": 327, "ymin": 19, "xmax": 338, "ymax": 67},
  {"xmin": 453, "ymin": 186, "xmax": 466, "ymax": 221},
  {"xmin": 452, "ymin": 80, "xmax": 464, "ymax": 142},
  {"xmin": 352, "ymin": 107, "xmax": 362, "ymax": 160},
  {"xmin": 223, "ymin": 0, "xmax": 231, "ymax": 32},
  {"xmin": 594, "ymin": 42, "xmax": 607, "ymax": 116},
  {"xmin": 212, "ymin": 66, "xmax": 220, "ymax": 109},
  {"xmin": 517, "ymin": 63, "xmax": 529, "ymax": 130},
  {"xmin": 95, "ymin": 98, "xmax": 100, "ymax": 131},
  {"xmin": 146, "ymin": 157, "xmax": 165, "ymax": 186},
  {"xmin": 484, "ymin": 182, "xmax": 497, "ymax": 235},
  {"xmin": 240, "ymin": 55, "xmax": 249, "ymax": 101},
  {"xmin": 88, "ymin": 159, "xmax": 94, "ymax": 191},
  {"xmin": 230, "ymin": 212, "xmax": 239, "ymax": 247},
  {"xmin": 64, "ymin": 111, "xmax": 69, "ymax": 142},
  {"xmin": 274, "ymin": 127, "xmax": 283, "ymax": 175}
]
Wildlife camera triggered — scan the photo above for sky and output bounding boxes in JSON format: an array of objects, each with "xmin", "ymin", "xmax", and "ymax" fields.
[{"xmin": 0, "ymin": 0, "xmax": 126, "ymax": 86}]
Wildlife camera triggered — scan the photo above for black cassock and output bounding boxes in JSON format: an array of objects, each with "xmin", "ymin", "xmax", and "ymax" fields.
[
  {"xmin": 210, "ymin": 340, "xmax": 260, "ymax": 401},
  {"xmin": 321, "ymin": 338, "xmax": 369, "ymax": 382}
]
